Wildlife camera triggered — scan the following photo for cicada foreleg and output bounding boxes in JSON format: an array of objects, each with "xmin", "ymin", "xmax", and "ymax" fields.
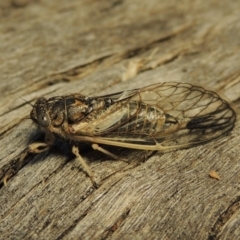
[
  {"xmin": 24, "ymin": 130, "xmax": 54, "ymax": 155},
  {"xmin": 3, "ymin": 132, "xmax": 54, "ymax": 186}
]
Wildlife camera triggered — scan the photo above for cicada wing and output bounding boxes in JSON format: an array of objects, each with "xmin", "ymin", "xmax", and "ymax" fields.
[
  {"xmin": 71, "ymin": 82, "xmax": 236, "ymax": 151},
  {"xmin": 124, "ymin": 82, "xmax": 236, "ymax": 148}
]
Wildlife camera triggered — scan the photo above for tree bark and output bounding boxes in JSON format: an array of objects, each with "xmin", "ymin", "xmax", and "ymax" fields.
[{"xmin": 0, "ymin": 0, "xmax": 239, "ymax": 239}]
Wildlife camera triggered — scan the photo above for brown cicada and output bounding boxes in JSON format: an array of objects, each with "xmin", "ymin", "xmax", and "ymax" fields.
[{"xmin": 7, "ymin": 82, "xmax": 237, "ymax": 186}]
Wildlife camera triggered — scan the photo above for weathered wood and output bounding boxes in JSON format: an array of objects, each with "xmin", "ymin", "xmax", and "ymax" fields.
[{"xmin": 0, "ymin": 0, "xmax": 240, "ymax": 239}]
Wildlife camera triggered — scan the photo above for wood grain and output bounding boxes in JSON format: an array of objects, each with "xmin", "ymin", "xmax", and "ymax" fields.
[{"xmin": 0, "ymin": 0, "xmax": 240, "ymax": 239}]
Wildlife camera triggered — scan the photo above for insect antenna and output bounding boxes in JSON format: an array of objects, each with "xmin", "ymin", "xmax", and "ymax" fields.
[{"xmin": 20, "ymin": 97, "xmax": 34, "ymax": 107}]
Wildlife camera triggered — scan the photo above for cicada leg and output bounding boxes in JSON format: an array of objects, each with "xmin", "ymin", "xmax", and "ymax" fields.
[
  {"xmin": 72, "ymin": 145, "xmax": 98, "ymax": 188},
  {"xmin": 3, "ymin": 132, "xmax": 54, "ymax": 186},
  {"xmin": 92, "ymin": 143, "xmax": 128, "ymax": 163}
]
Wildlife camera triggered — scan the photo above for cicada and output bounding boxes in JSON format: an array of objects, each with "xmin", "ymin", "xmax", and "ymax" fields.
[{"xmin": 7, "ymin": 82, "xmax": 237, "ymax": 186}]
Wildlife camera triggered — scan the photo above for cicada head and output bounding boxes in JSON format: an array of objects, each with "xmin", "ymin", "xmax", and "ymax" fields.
[
  {"xmin": 31, "ymin": 97, "xmax": 51, "ymax": 129},
  {"xmin": 30, "ymin": 95, "xmax": 91, "ymax": 134}
]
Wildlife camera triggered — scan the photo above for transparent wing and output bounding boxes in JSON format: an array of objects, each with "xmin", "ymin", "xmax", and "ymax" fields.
[{"xmin": 71, "ymin": 82, "xmax": 236, "ymax": 151}]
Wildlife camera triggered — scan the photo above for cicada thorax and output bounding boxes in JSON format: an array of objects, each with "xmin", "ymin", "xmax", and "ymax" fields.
[{"xmin": 46, "ymin": 95, "xmax": 101, "ymax": 126}]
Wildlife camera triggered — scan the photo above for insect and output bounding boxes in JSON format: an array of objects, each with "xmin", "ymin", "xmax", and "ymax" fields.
[{"xmin": 5, "ymin": 82, "xmax": 236, "ymax": 187}]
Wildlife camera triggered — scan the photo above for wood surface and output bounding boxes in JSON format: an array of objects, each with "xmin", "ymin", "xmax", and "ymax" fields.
[{"xmin": 0, "ymin": 0, "xmax": 240, "ymax": 239}]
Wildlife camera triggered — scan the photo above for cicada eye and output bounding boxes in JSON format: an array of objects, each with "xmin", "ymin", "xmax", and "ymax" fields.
[{"xmin": 37, "ymin": 113, "xmax": 50, "ymax": 127}]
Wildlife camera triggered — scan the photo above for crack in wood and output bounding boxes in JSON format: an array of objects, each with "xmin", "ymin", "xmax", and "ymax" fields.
[
  {"xmin": 208, "ymin": 196, "xmax": 240, "ymax": 240},
  {"xmin": 56, "ymin": 211, "xmax": 88, "ymax": 239},
  {"xmin": 101, "ymin": 208, "xmax": 131, "ymax": 239},
  {"xmin": 42, "ymin": 25, "xmax": 191, "ymax": 86},
  {"xmin": 55, "ymin": 179, "xmax": 126, "ymax": 239}
]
